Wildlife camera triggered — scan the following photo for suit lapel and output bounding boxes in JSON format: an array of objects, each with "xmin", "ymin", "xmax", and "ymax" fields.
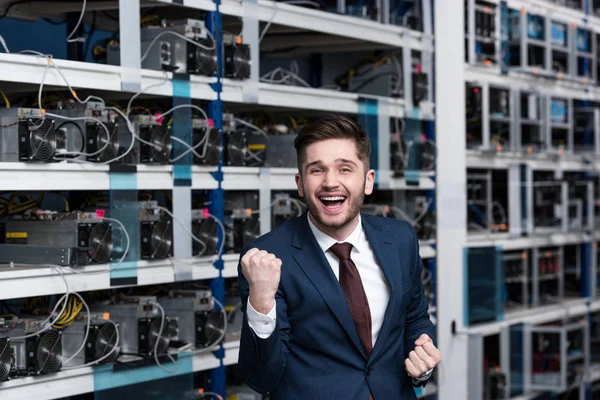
[
  {"xmin": 292, "ymin": 214, "xmax": 367, "ymax": 360},
  {"xmin": 361, "ymin": 215, "xmax": 403, "ymax": 364}
]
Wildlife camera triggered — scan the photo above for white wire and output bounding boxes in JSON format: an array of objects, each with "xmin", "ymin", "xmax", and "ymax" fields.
[
  {"xmin": 62, "ymin": 318, "xmax": 120, "ymax": 369},
  {"xmin": 46, "ymin": 113, "xmax": 110, "ymax": 157},
  {"xmin": 0, "ymin": 35, "xmax": 9, "ymax": 53},
  {"xmin": 150, "ymin": 301, "xmax": 178, "ymax": 374},
  {"xmin": 58, "ymin": 292, "xmax": 91, "ymax": 365},
  {"xmin": 65, "ymin": 216, "xmax": 130, "ymax": 275},
  {"xmin": 233, "ymin": 118, "xmax": 269, "ymax": 140},
  {"xmin": 126, "ymin": 71, "xmax": 170, "ymax": 118},
  {"xmin": 156, "ymin": 205, "xmax": 206, "ymax": 247},
  {"xmin": 259, "ymin": 1, "xmax": 322, "ymax": 43},
  {"xmin": 189, "ymin": 297, "xmax": 228, "ymax": 354},
  {"xmin": 66, "ymin": 0, "xmax": 87, "ymax": 43},
  {"xmin": 141, "ymin": 31, "xmax": 215, "ymax": 64}
]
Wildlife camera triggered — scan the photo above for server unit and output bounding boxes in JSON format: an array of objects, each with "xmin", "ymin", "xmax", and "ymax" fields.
[
  {"xmin": 139, "ymin": 201, "xmax": 173, "ymax": 260},
  {"xmin": 158, "ymin": 289, "xmax": 224, "ymax": 349},
  {"xmin": 0, "ymin": 213, "xmax": 113, "ymax": 266},
  {"xmin": 61, "ymin": 319, "xmax": 120, "ymax": 368},
  {"xmin": 225, "ymin": 209, "xmax": 260, "ymax": 254},
  {"xmin": 191, "ymin": 118, "xmax": 221, "ymax": 166},
  {"xmin": 223, "ymin": 33, "xmax": 251, "ymax": 80},
  {"xmin": 0, "ymin": 330, "xmax": 11, "ymax": 382},
  {"xmin": 0, "ymin": 108, "xmax": 59, "ymax": 163},
  {"xmin": 224, "ymin": 130, "xmax": 268, "ymax": 167},
  {"xmin": 191, "ymin": 209, "xmax": 219, "ymax": 257},
  {"xmin": 9, "ymin": 320, "xmax": 62, "ymax": 376},
  {"xmin": 94, "ymin": 296, "xmax": 176, "ymax": 357}
]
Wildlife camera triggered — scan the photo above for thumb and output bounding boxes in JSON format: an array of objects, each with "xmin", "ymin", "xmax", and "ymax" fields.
[{"xmin": 415, "ymin": 334, "xmax": 432, "ymax": 346}]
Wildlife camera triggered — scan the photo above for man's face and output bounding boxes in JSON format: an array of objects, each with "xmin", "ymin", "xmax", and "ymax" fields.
[{"xmin": 295, "ymin": 138, "xmax": 375, "ymax": 233}]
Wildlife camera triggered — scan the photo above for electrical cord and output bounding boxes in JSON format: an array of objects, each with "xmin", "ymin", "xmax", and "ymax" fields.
[
  {"xmin": 259, "ymin": 1, "xmax": 322, "ymax": 43},
  {"xmin": 55, "ymin": 292, "xmax": 90, "ymax": 366},
  {"xmin": 189, "ymin": 296, "xmax": 228, "ymax": 355},
  {"xmin": 54, "ymin": 121, "xmax": 86, "ymax": 158},
  {"xmin": 66, "ymin": 0, "xmax": 87, "ymax": 43},
  {"xmin": 45, "ymin": 113, "xmax": 111, "ymax": 158},
  {"xmin": 61, "ymin": 318, "xmax": 120, "ymax": 370},
  {"xmin": 141, "ymin": 30, "xmax": 215, "ymax": 64},
  {"xmin": 149, "ymin": 301, "xmax": 178, "ymax": 374}
]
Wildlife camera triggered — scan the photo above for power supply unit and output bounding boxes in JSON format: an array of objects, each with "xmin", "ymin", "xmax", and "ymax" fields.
[
  {"xmin": 134, "ymin": 115, "xmax": 172, "ymax": 165},
  {"xmin": 93, "ymin": 296, "xmax": 177, "ymax": 357},
  {"xmin": 61, "ymin": 319, "xmax": 120, "ymax": 368},
  {"xmin": 139, "ymin": 201, "xmax": 173, "ymax": 260},
  {"xmin": 347, "ymin": 63, "xmax": 401, "ymax": 98},
  {"xmin": 107, "ymin": 19, "xmax": 217, "ymax": 77},
  {"xmin": 158, "ymin": 289, "xmax": 219, "ymax": 348},
  {"xmin": 0, "ymin": 335, "xmax": 10, "ymax": 382},
  {"xmin": 191, "ymin": 118, "xmax": 221, "ymax": 166},
  {"xmin": 9, "ymin": 320, "xmax": 62, "ymax": 376},
  {"xmin": 264, "ymin": 133, "xmax": 297, "ymax": 168},
  {"xmin": 0, "ymin": 213, "xmax": 113, "ymax": 266},
  {"xmin": 0, "ymin": 108, "xmax": 59, "ymax": 163},
  {"xmin": 223, "ymin": 33, "xmax": 251, "ymax": 80},
  {"xmin": 191, "ymin": 209, "xmax": 219, "ymax": 257}
]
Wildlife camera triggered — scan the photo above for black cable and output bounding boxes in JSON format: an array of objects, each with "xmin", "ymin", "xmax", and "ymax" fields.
[
  {"xmin": 0, "ymin": 0, "xmax": 31, "ymax": 19},
  {"xmin": 54, "ymin": 121, "xmax": 85, "ymax": 159}
]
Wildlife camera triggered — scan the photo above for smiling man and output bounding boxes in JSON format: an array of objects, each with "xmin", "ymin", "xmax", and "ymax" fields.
[{"xmin": 237, "ymin": 115, "xmax": 440, "ymax": 399}]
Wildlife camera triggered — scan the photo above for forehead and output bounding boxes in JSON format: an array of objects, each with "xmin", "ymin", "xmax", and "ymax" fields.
[{"xmin": 303, "ymin": 138, "xmax": 360, "ymax": 164}]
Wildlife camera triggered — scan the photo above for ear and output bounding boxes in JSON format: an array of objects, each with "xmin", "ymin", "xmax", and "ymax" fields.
[
  {"xmin": 296, "ymin": 173, "xmax": 304, "ymax": 197},
  {"xmin": 364, "ymin": 169, "xmax": 375, "ymax": 195}
]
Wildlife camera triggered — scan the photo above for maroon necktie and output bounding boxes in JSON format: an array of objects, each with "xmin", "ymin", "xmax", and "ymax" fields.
[{"xmin": 330, "ymin": 242, "xmax": 373, "ymax": 357}]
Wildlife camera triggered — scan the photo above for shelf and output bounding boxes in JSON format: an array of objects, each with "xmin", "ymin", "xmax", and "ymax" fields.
[
  {"xmin": 223, "ymin": 340, "xmax": 241, "ymax": 366},
  {"xmin": 0, "ymin": 259, "xmax": 219, "ymax": 301},
  {"xmin": 220, "ymin": 0, "xmax": 433, "ymax": 52},
  {"xmin": 151, "ymin": 0, "xmax": 216, "ymax": 11},
  {"xmin": 466, "ymin": 297, "xmax": 600, "ymax": 336},
  {"xmin": 378, "ymin": 171, "xmax": 436, "ymax": 190},
  {"xmin": 221, "ymin": 166, "xmax": 297, "ymax": 190},
  {"xmin": 0, "ymin": 53, "xmax": 217, "ymax": 100},
  {"xmin": 0, "ymin": 163, "xmax": 218, "ymax": 191},
  {"xmin": 466, "ymin": 150, "xmax": 600, "ymax": 171},
  {"xmin": 0, "ymin": 350, "xmax": 220, "ymax": 400},
  {"xmin": 221, "ymin": 80, "xmax": 433, "ymax": 118},
  {"xmin": 467, "ymin": 232, "xmax": 594, "ymax": 250}
]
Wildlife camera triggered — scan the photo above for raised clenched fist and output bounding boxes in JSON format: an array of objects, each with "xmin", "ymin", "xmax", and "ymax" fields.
[{"xmin": 241, "ymin": 248, "xmax": 282, "ymax": 314}]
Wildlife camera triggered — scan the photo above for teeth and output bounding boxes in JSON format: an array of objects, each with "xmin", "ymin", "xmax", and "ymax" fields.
[{"xmin": 320, "ymin": 196, "xmax": 345, "ymax": 201}]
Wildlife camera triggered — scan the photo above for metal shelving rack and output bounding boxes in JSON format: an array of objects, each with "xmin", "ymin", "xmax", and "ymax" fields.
[{"xmin": 0, "ymin": 0, "xmax": 438, "ymax": 398}]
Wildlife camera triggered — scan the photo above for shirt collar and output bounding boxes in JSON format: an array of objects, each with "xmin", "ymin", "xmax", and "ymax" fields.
[{"xmin": 307, "ymin": 212, "xmax": 363, "ymax": 254}]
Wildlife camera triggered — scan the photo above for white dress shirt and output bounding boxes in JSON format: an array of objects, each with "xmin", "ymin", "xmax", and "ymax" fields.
[{"xmin": 246, "ymin": 213, "xmax": 432, "ymax": 382}]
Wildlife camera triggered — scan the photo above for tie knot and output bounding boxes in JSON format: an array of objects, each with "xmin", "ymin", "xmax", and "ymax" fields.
[{"xmin": 330, "ymin": 242, "xmax": 353, "ymax": 261}]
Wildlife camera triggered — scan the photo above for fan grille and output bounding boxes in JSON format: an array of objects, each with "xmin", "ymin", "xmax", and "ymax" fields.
[
  {"xmin": 148, "ymin": 318, "xmax": 170, "ymax": 355},
  {"xmin": 233, "ymin": 45, "xmax": 251, "ymax": 79},
  {"xmin": 243, "ymin": 218, "xmax": 260, "ymax": 247},
  {"xmin": 150, "ymin": 125, "xmax": 172, "ymax": 164},
  {"xmin": 226, "ymin": 132, "xmax": 246, "ymax": 166},
  {"xmin": 89, "ymin": 223, "xmax": 113, "ymax": 263},
  {"xmin": 204, "ymin": 128, "xmax": 222, "ymax": 165},
  {"xmin": 205, "ymin": 310, "xmax": 225, "ymax": 345},
  {"xmin": 0, "ymin": 338, "xmax": 10, "ymax": 382},
  {"xmin": 150, "ymin": 221, "xmax": 173, "ymax": 259},
  {"xmin": 193, "ymin": 218, "xmax": 218, "ymax": 256},
  {"xmin": 96, "ymin": 121, "xmax": 119, "ymax": 162},
  {"xmin": 94, "ymin": 323, "xmax": 119, "ymax": 363},
  {"xmin": 36, "ymin": 331, "xmax": 62, "ymax": 374},
  {"xmin": 195, "ymin": 44, "xmax": 217, "ymax": 76},
  {"xmin": 28, "ymin": 119, "xmax": 56, "ymax": 162}
]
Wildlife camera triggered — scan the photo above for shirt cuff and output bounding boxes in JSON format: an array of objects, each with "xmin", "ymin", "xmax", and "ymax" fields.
[
  {"xmin": 412, "ymin": 368, "xmax": 433, "ymax": 383},
  {"xmin": 246, "ymin": 299, "xmax": 277, "ymax": 339}
]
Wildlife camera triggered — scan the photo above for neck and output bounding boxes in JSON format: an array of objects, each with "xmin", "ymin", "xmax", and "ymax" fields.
[{"xmin": 308, "ymin": 212, "xmax": 360, "ymax": 242}]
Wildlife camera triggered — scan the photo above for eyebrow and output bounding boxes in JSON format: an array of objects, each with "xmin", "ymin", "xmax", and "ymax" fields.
[{"xmin": 304, "ymin": 158, "xmax": 359, "ymax": 171}]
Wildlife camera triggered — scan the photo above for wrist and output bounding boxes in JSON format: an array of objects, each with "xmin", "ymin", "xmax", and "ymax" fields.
[{"xmin": 249, "ymin": 293, "xmax": 275, "ymax": 314}]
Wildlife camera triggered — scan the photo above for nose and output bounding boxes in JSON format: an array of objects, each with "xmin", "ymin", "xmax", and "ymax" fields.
[{"xmin": 323, "ymin": 170, "xmax": 339, "ymax": 188}]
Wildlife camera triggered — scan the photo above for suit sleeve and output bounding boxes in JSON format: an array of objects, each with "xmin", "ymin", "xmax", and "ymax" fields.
[
  {"xmin": 238, "ymin": 248, "xmax": 291, "ymax": 394},
  {"xmin": 402, "ymin": 222, "xmax": 436, "ymax": 387}
]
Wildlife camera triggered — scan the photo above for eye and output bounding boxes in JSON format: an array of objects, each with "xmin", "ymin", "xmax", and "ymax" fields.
[
  {"xmin": 341, "ymin": 167, "xmax": 352, "ymax": 172},
  {"xmin": 311, "ymin": 168, "xmax": 323, "ymax": 174}
]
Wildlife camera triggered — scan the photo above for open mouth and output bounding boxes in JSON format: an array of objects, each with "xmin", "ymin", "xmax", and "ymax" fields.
[{"xmin": 319, "ymin": 195, "xmax": 347, "ymax": 212}]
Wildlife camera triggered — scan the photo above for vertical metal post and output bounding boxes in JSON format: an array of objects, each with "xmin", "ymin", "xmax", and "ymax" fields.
[
  {"xmin": 592, "ymin": 243, "xmax": 598, "ymax": 298},
  {"xmin": 243, "ymin": 0, "xmax": 259, "ymax": 103},
  {"xmin": 568, "ymin": 97, "xmax": 575, "ymax": 155},
  {"xmin": 467, "ymin": 334, "xmax": 484, "ymax": 400},
  {"xmin": 118, "ymin": 0, "xmax": 141, "ymax": 92},
  {"xmin": 377, "ymin": 98, "xmax": 391, "ymax": 189},
  {"xmin": 337, "ymin": 0, "xmax": 345, "ymax": 14},
  {"xmin": 562, "ymin": 181, "xmax": 569, "ymax": 232},
  {"xmin": 524, "ymin": 323, "xmax": 532, "ymax": 393},
  {"xmin": 259, "ymin": 168, "xmax": 271, "ymax": 235},
  {"xmin": 501, "ymin": 326, "xmax": 511, "ymax": 399},
  {"xmin": 532, "ymin": 248, "xmax": 540, "ymax": 307},
  {"xmin": 594, "ymin": 108, "xmax": 600, "ymax": 155},
  {"xmin": 525, "ymin": 165, "xmax": 534, "ymax": 235},
  {"xmin": 558, "ymin": 246, "xmax": 565, "ymax": 301},
  {"xmin": 482, "ymin": 83, "xmax": 490, "ymax": 150},
  {"xmin": 435, "ymin": 0, "xmax": 469, "ymax": 397},
  {"xmin": 402, "ymin": 45, "xmax": 414, "ymax": 111},
  {"xmin": 509, "ymin": 165, "xmax": 522, "ymax": 237},
  {"xmin": 520, "ymin": 12, "xmax": 527, "ymax": 71},
  {"xmin": 467, "ymin": 0, "xmax": 476, "ymax": 65}
]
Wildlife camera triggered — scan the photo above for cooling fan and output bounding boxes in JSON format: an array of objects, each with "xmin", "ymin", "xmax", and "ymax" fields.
[
  {"xmin": 29, "ymin": 331, "xmax": 62, "ymax": 374},
  {"xmin": 0, "ymin": 338, "xmax": 10, "ymax": 382},
  {"xmin": 26, "ymin": 119, "xmax": 57, "ymax": 162},
  {"xmin": 232, "ymin": 44, "xmax": 251, "ymax": 79},
  {"xmin": 147, "ymin": 318, "xmax": 171, "ymax": 355},
  {"xmin": 88, "ymin": 121, "xmax": 119, "ymax": 163},
  {"xmin": 193, "ymin": 218, "xmax": 219, "ymax": 256},
  {"xmin": 391, "ymin": 135, "xmax": 408, "ymax": 172},
  {"xmin": 420, "ymin": 141, "xmax": 436, "ymax": 171},
  {"xmin": 225, "ymin": 131, "xmax": 246, "ymax": 166},
  {"xmin": 193, "ymin": 128, "xmax": 222, "ymax": 165},
  {"xmin": 242, "ymin": 217, "xmax": 260, "ymax": 247},
  {"xmin": 88, "ymin": 223, "xmax": 113, "ymax": 264},
  {"xmin": 88, "ymin": 323, "xmax": 119, "ymax": 364},
  {"xmin": 150, "ymin": 220, "xmax": 173, "ymax": 259},
  {"xmin": 149, "ymin": 125, "xmax": 172, "ymax": 164},
  {"xmin": 191, "ymin": 40, "xmax": 217, "ymax": 76},
  {"xmin": 415, "ymin": 212, "xmax": 436, "ymax": 240},
  {"xmin": 197, "ymin": 310, "xmax": 225, "ymax": 348}
]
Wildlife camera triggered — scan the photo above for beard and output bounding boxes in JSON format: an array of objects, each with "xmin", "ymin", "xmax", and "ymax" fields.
[{"xmin": 301, "ymin": 180, "xmax": 365, "ymax": 231}]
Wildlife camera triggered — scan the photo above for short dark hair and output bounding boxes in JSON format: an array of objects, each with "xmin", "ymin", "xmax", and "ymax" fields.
[{"xmin": 294, "ymin": 115, "xmax": 371, "ymax": 171}]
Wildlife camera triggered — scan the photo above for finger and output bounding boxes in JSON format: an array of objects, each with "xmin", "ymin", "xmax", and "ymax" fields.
[
  {"xmin": 404, "ymin": 358, "xmax": 420, "ymax": 378},
  {"xmin": 415, "ymin": 346, "xmax": 436, "ymax": 371},
  {"xmin": 414, "ymin": 334, "xmax": 432, "ymax": 346},
  {"xmin": 242, "ymin": 248, "xmax": 260, "ymax": 264},
  {"xmin": 271, "ymin": 258, "xmax": 283, "ymax": 269},
  {"xmin": 422, "ymin": 342, "xmax": 442, "ymax": 364},
  {"xmin": 250, "ymin": 250, "xmax": 269, "ymax": 263},
  {"xmin": 409, "ymin": 351, "xmax": 427, "ymax": 375}
]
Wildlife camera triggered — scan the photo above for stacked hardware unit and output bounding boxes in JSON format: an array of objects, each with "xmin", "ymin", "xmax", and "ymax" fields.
[
  {"xmin": 191, "ymin": 209, "xmax": 219, "ymax": 257},
  {"xmin": 61, "ymin": 319, "xmax": 120, "ymax": 368},
  {"xmin": 158, "ymin": 289, "xmax": 225, "ymax": 349},
  {"xmin": 8, "ymin": 320, "xmax": 63, "ymax": 377},
  {"xmin": 191, "ymin": 118, "xmax": 221, "ymax": 166},
  {"xmin": 0, "ymin": 108, "xmax": 59, "ymax": 163},
  {"xmin": 0, "ymin": 212, "xmax": 113, "ymax": 266},
  {"xmin": 139, "ymin": 201, "xmax": 173, "ymax": 260}
]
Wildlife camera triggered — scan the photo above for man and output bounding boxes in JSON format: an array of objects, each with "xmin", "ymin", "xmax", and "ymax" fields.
[{"xmin": 237, "ymin": 115, "xmax": 440, "ymax": 399}]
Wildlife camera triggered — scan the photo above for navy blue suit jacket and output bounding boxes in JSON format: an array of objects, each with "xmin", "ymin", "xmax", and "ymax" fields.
[{"xmin": 237, "ymin": 212, "xmax": 436, "ymax": 400}]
